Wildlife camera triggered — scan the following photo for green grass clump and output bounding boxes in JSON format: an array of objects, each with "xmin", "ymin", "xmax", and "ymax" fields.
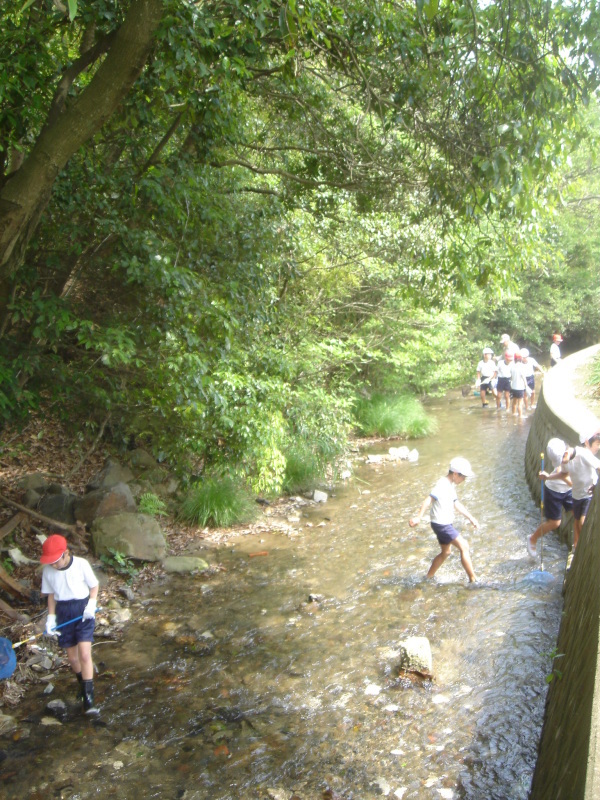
[
  {"xmin": 283, "ymin": 445, "xmax": 327, "ymax": 494},
  {"xmin": 179, "ymin": 477, "xmax": 257, "ymax": 528},
  {"xmin": 353, "ymin": 393, "xmax": 436, "ymax": 438}
]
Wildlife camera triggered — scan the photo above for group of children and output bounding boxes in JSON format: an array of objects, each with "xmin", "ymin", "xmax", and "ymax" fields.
[
  {"xmin": 475, "ymin": 332, "xmax": 563, "ymax": 418},
  {"xmin": 409, "ymin": 426, "xmax": 600, "ymax": 585},
  {"xmin": 409, "ymin": 328, "xmax": 599, "ymax": 584}
]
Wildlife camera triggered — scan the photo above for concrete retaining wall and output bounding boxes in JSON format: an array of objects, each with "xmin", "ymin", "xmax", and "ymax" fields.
[{"xmin": 527, "ymin": 345, "xmax": 600, "ymax": 800}]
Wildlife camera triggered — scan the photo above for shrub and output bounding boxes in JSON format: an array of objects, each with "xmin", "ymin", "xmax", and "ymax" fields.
[
  {"xmin": 179, "ymin": 476, "xmax": 258, "ymax": 528},
  {"xmin": 283, "ymin": 444, "xmax": 327, "ymax": 494},
  {"xmin": 353, "ymin": 393, "xmax": 436, "ymax": 438}
]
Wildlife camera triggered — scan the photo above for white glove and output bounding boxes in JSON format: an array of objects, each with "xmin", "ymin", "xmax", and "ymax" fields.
[
  {"xmin": 82, "ymin": 598, "xmax": 97, "ymax": 620},
  {"xmin": 45, "ymin": 614, "xmax": 59, "ymax": 636}
]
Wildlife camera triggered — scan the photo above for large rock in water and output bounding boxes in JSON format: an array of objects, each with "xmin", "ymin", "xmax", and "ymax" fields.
[
  {"xmin": 74, "ymin": 482, "xmax": 136, "ymax": 525},
  {"xmin": 162, "ymin": 556, "xmax": 209, "ymax": 574},
  {"xmin": 91, "ymin": 513, "xmax": 167, "ymax": 562},
  {"xmin": 397, "ymin": 636, "xmax": 432, "ymax": 676}
]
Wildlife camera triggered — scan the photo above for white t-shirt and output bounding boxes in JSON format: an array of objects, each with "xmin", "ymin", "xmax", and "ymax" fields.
[
  {"xmin": 477, "ymin": 359, "xmax": 497, "ymax": 381},
  {"xmin": 550, "ymin": 343, "xmax": 561, "ymax": 362},
  {"xmin": 546, "ymin": 451, "xmax": 571, "ymax": 495},
  {"xmin": 563, "ymin": 447, "xmax": 600, "ymax": 500},
  {"xmin": 510, "ymin": 361, "xmax": 526, "ymax": 391},
  {"xmin": 521, "ymin": 358, "xmax": 540, "ymax": 378},
  {"xmin": 429, "ymin": 476, "xmax": 457, "ymax": 525},
  {"xmin": 41, "ymin": 555, "xmax": 99, "ymax": 601},
  {"xmin": 497, "ymin": 358, "xmax": 512, "ymax": 379}
]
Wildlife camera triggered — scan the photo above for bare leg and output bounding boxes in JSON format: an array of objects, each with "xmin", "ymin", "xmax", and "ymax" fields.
[
  {"xmin": 427, "ymin": 543, "xmax": 451, "ymax": 578},
  {"xmin": 530, "ymin": 518, "xmax": 560, "ymax": 547},
  {"xmin": 77, "ymin": 641, "xmax": 94, "ymax": 680},
  {"xmin": 573, "ymin": 517, "xmax": 584, "ymax": 549},
  {"xmin": 452, "ymin": 535, "xmax": 477, "ymax": 582}
]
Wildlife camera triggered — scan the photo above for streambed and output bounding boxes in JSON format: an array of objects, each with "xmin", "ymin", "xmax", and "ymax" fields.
[{"xmin": 0, "ymin": 394, "xmax": 567, "ymax": 800}]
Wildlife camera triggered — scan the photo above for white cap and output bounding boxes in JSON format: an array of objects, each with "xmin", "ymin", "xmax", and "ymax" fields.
[
  {"xmin": 449, "ymin": 457, "xmax": 474, "ymax": 478},
  {"xmin": 546, "ymin": 438, "xmax": 566, "ymax": 467},
  {"xmin": 520, "ymin": 348, "xmax": 529, "ymax": 358},
  {"xmin": 482, "ymin": 347, "xmax": 493, "ymax": 355},
  {"xmin": 579, "ymin": 425, "xmax": 600, "ymax": 444},
  {"xmin": 500, "ymin": 334, "xmax": 510, "ymax": 343}
]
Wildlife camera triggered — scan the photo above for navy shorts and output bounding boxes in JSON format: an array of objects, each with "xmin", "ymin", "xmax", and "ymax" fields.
[
  {"xmin": 431, "ymin": 522, "xmax": 459, "ymax": 545},
  {"xmin": 526, "ymin": 375, "xmax": 535, "ymax": 390},
  {"xmin": 55, "ymin": 598, "xmax": 94, "ymax": 648},
  {"xmin": 497, "ymin": 377, "xmax": 511, "ymax": 392},
  {"xmin": 573, "ymin": 496, "xmax": 592, "ymax": 521},
  {"xmin": 544, "ymin": 487, "xmax": 573, "ymax": 521},
  {"xmin": 511, "ymin": 389, "xmax": 524, "ymax": 399},
  {"xmin": 480, "ymin": 380, "xmax": 493, "ymax": 391}
]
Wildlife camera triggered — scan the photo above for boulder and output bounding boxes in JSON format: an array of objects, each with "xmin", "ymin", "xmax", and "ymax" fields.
[
  {"xmin": 162, "ymin": 556, "xmax": 209, "ymax": 574},
  {"xmin": 22, "ymin": 488, "xmax": 42, "ymax": 508},
  {"xmin": 91, "ymin": 513, "xmax": 167, "ymax": 562},
  {"xmin": 87, "ymin": 458, "xmax": 134, "ymax": 491},
  {"xmin": 74, "ymin": 482, "xmax": 136, "ymax": 525},
  {"xmin": 397, "ymin": 636, "xmax": 432, "ymax": 676},
  {"xmin": 17, "ymin": 473, "xmax": 49, "ymax": 492},
  {"xmin": 37, "ymin": 492, "xmax": 76, "ymax": 525},
  {"xmin": 126, "ymin": 448, "xmax": 159, "ymax": 470}
]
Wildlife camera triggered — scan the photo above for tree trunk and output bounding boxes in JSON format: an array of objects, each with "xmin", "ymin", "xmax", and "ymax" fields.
[{"xmin": 0, "ymin": 0, "xmax": 164, "ymax": 316}]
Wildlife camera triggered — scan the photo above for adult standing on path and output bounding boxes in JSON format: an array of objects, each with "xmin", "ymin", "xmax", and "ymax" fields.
[
  {"xmin": 500, "ymin": 333, "xmax": 520, "ymax": 358},
  {"xmin": 550, "ymin": 333, "xmax": 563, "ymax": 367}
]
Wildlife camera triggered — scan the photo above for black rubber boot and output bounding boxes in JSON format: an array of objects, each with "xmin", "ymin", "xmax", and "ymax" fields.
[{"xmin": 82, "ymin": 679, "xmax": 99, "ymax": 715}]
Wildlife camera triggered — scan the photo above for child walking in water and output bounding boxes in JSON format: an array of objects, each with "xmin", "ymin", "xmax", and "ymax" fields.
[
  {"xmin": 40, "ymin": 534, "xmax": 100, "ymax": 715},
  {"xmin": 409, "ymin": 457, "xmax": 479, "ymax": 583}
]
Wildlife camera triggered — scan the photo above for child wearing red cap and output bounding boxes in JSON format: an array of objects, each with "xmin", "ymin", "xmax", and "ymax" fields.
[
  {"xmin": 550, "ymin": 333, "xmax": 563, "ymax": 367},
  {"xmin": 40, "ymin": 534, "xmax": 99, "ymax": 714}
]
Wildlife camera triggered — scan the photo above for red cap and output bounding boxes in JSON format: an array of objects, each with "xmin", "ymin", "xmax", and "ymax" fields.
[
  {"xmin": 553, "ymin": 333, "xmax": 563, "ymax": 342},
  {"xmin": 505, "ymin": 352, "xmax": 514, "ymax": 360},
  {"xmin": 40, "ymin": 534, "xmax": 68, "ymax": 564},
  {"xmin": 514, "ymin": 352, "xmax": 522, "ymax": 360}
]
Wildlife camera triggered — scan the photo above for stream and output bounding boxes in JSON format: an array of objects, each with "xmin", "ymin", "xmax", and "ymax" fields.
[{"xmin": 1, "ymin": 391, "xmax": 567, "ymax": 800}]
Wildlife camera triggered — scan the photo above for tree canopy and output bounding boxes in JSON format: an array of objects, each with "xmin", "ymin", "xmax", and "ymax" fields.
[{"xmin": 1, "ymin": 0, "xmax": 600, "ymax": 489}]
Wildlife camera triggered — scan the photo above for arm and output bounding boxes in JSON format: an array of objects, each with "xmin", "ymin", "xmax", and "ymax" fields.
[
  {"xmin": 409, "ymin": 495, "xmax": 432, "ymax": 527},
  {"xmin": 454, "ymin": 501, "xmax": 479, "ymax": 529},
  {"xmin": 47, "ymin": 592, "xmax": 56, "ymax": 615}
]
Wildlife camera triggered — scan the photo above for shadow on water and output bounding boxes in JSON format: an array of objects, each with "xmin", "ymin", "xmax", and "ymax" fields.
[{"xmin": 0, "ymin": 394, "xmax": 567, "ymax": 800}]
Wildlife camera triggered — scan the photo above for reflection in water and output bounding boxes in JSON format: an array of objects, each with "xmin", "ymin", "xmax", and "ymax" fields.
[{"xmin": 1, "ymin": 397, "xmax": 566, "ymax": 799}]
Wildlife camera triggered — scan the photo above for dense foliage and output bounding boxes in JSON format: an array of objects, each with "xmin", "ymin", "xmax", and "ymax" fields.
[{"xmin": 1, "ymin": 1, "xmax": 600, "ymax": 491}]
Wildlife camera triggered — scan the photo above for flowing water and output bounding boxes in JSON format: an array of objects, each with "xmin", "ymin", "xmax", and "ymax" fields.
[{"xmin": 1, "ymin": 394, "xmax": 567, "ymax": 800}]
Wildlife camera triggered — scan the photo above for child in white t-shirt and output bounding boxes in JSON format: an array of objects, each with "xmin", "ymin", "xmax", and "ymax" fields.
[
  {"xmin": 409, "ymin": 457, "xmax": 479, "ymax": 583},
  {"xmin": 542, "ymin": 429, "xmax": 600, "ymax": 549},
  {"xmin": 41, "ymin": 534, "xmax": 100, "ymax": 714}
]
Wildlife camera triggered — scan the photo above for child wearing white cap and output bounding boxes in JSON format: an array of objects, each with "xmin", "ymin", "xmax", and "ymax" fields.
[
  {"xmin": 541, "ymin": 427, "xmax": 600, "ymax": 549},
  {"xmin": 520, "ymin": 348, "xmax": 544, "ymax": 410},
  {"xmin": 476, "ymin": 348, "xmax": 497, "ymax": 407},
  {"xmin": 527, "ymin": 438, "xmax": 572, "ymax": 558},
  {"xmin": 409, "ymin": 457, "xmax": 479, "ymax": 583}
]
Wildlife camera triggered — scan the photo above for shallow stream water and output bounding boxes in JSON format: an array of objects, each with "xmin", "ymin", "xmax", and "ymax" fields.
[{"xmin": 1, "ymin": 393, "xmax": 567, "ymax": 800}]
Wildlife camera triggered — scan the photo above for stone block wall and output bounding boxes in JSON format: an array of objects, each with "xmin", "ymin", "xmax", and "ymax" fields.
[{"xmin": 527, "ymin": 345, "xmax": 600, "ymax": 800}]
